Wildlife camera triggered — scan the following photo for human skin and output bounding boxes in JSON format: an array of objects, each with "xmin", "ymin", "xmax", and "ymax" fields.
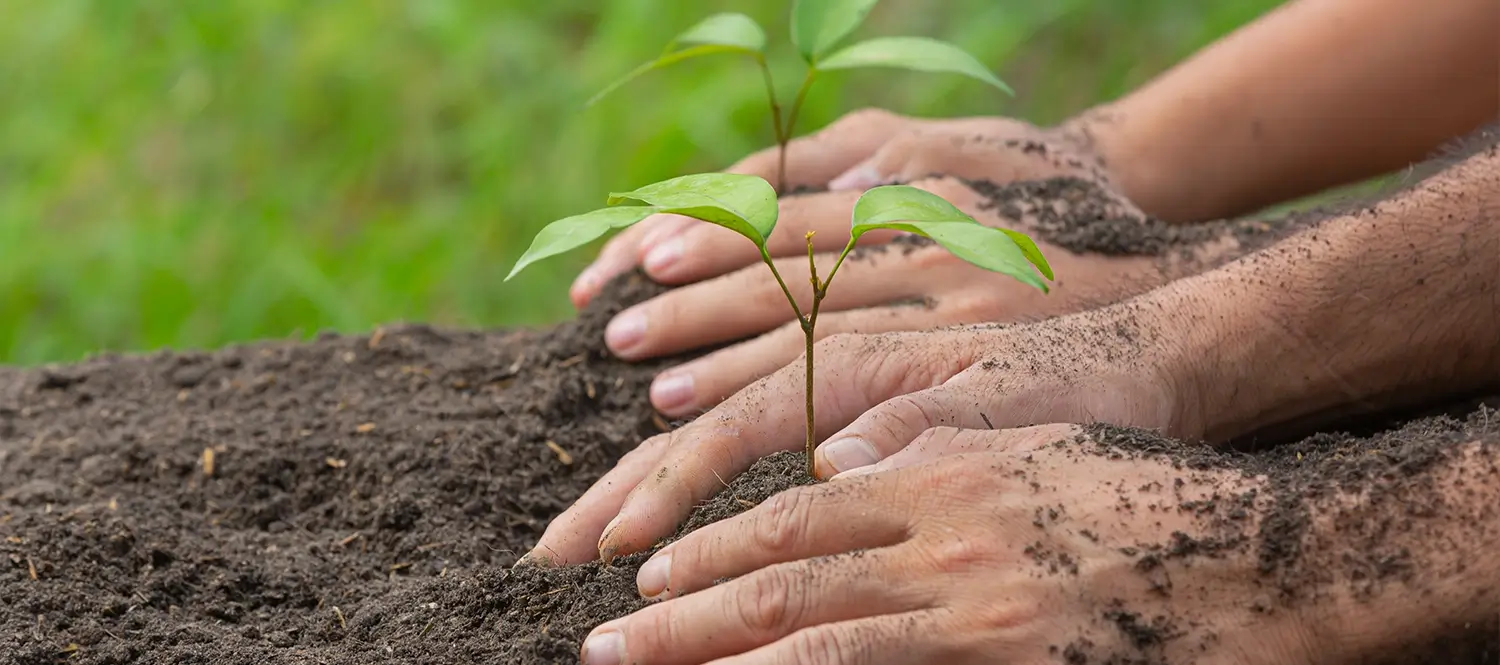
[
  {"xmin": 565, "ymin": 0, "xmax": 1499, "ymax": 416},
  {"xmin": 575, "ymin": 431, "xmax": 1500, "ymax": 664},
  {"xmin": 521, "ymin": 132, "xmax": 1500, "ymax": 568}
]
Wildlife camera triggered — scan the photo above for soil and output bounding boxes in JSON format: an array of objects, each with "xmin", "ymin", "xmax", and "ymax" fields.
[
  {"xmin": 966, "ymin": 176, "xmax": 1319, "ymax": 259},
  {"xmin": 2, "ymin": 180, "xmax": 1496, "ymax": 663}
]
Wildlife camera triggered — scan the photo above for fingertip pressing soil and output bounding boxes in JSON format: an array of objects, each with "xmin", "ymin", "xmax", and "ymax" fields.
[{"xmin": 338, "ymin": 451, "xmax": 811, "ymax": 664}]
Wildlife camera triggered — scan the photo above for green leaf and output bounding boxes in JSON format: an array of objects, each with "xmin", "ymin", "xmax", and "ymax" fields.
[
  {"xmin": 816, "ymin": 36, "xmax": 1013, "ymax": 95},
  {"xmin": 676, "ymin": 12, "xmax": 766, "ymax": 51},
  {"xmin": 997, "ymin": 229, "xmax": 1054, "ymax": 280},
  {"xmin": 505, "ymin": 207, "xmax": 658, "ymax": 281},
  {"xmin": 790, "ymin": 0, "xmax": 880, "ymax": 61},
  {"xmin": 850, "ymin": 185, "xmax": 1048, "ymax": 291},
  {"xmin": 587, "ymin": 13, "xmax": 765, "ymax": 107},
  {"xmin": 608, "ymin": 173, "xmax": 779, "ymax": 246}
]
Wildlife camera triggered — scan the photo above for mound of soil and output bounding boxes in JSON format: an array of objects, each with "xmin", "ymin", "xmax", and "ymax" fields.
[{"xmin": 1, "ymin": 177, "xmax": 1493, "ymax": 664}]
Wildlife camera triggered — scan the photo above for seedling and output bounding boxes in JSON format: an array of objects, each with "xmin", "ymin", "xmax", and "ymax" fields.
[
  {"xmin": 506, "ymin": 1, "xmax": 1053, "ymax": 479},
  {"xmin": 586, "ymin": 0, "xmax": 1013, "ymax": 193}
]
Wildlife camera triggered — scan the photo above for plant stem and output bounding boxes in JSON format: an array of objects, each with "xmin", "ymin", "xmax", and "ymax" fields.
[
  {"xmin": 754, "ymin": 56, "xmax": 788, "ymax": 193},
  {"xmin": 759, "ymin": 247, "xmax": 806, "ymax": 325},
  {"xmin": 803, "ymin": 232, "xmax": 824, "ymax": 479},
  {"xmin": 776, "ymin": 68, "xmax": 818, "ymax": 198}
]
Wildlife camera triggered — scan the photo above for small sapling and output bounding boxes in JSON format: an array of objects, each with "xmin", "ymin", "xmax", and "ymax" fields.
[
  {"xmin": 507, "ymin": 1, "xmax": 1054, "ymax": 479},
  {"xmin": 586, "ymin": 0, "xmax": 1013, "ymax": 193},
  {"xmin": 507, "ymin": 175, "xmax": 1053, "ymax": 478}
]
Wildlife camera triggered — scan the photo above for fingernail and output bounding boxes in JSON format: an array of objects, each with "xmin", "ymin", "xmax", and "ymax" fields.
[
  {"xmin": 599, "ymin": 513, "xmax": 626, "ymax": 554},
  {"xmin": 650, "ymin": 373, "xmax": 694, "ymax": 413},
  {"xmin": 573, "ymin": 265, "xmax": 600, "ymax": 294},
  {"xmin": 819, "ymin": 437, "xmax": 880, "ymax": 474},
  {"xmin": 636, "ymin": 550, "xmax": 672, "ymax": 599},
  {"xmin": 605, "ymin": 309, "xmax": 647, "ymax": 353},
  {"xmin": 643, "ymin": 238, "xmax": 683, "ymax": 275},
  {"xmin": 581, "ymin": 630, "xmax": 625, "ymax": 665},
  {"xmin": 829, "ymin": 165, "xmax": 880, "ymax": 191}
]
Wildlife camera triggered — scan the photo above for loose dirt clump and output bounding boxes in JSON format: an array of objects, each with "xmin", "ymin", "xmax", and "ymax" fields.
[{"xmin": 967, "ymin": 176, "xmax": 1316, "ymax": 258}]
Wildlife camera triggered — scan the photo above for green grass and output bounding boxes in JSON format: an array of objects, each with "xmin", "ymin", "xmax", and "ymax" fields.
[{"xmin": 0, "ymin": 0, "xmax": 1282, "ymax": 365}]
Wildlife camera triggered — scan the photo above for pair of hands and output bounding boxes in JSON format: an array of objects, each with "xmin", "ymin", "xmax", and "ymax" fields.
[
  {"xmin": 532, "ymin": 109, "xmax": 1245, "ymax": 664},
  {"xmin": 568, "ymin": 109, "xmax": 1172, "ymax": 418}
]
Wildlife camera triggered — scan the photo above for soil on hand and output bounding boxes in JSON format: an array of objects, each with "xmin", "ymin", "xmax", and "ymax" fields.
[{"xmin": 1, "ymin": 179, "xmax": 1494, "ymax": 664}]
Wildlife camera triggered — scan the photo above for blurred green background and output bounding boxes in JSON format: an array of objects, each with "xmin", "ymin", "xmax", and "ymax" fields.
[{"xmin": 0, "ymin": 0, "xmax": 1283, "ymax": 365}]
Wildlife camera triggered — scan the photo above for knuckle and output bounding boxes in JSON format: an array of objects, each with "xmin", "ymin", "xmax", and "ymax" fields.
[
  {"xmin": 620, "ymin": 431, "xmax": 672, "ymax": 467},
  {"xmin": 788, "ymin": 625, "xmax": 858, "ymax": 664},
  {"xmin": 753, "ymin": 488, "xmax": 817, "ymax": 554},
  {"xmin": 922, "ymin": 534, "xmax": 997, "ymax": 575},
  {"xmin": 967, "ymin": 597, "xmax": 1040, "ymax": 635},
  {"xmin": 734, "ymin": 565, "xmax": 803, "ymax": 637},
  {"xmin": 880, "ymin": 392, "xmax": 945, "ymax": 433}
]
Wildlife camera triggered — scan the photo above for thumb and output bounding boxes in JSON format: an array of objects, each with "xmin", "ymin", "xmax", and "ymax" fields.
[
  {"xmin": 831, "ymin": 424, "xmax": 1084, "ymax": 480},
  {"xmin": 597, "ymin": 331, "xmax": 979, "ymax": 561},
  {"xmin": 811, "ymin": 384, "xmax": 988, "ymax": 478}
]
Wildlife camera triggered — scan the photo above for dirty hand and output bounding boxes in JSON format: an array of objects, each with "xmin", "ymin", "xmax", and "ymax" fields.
[
  {"xmin": 523, "ymin": 303, "xmax": 1205, "ymax": 566},
  {"xmin": 610, "ymin": 176, "xmax": 1176, "ymax": 418},
  {"xmin": 578, "ymin": 436, "xmax": 1321, "ymax": 665},
  {"xmin": 568, "ymin": 108, "xmax": 1120, "ymax": 310}
]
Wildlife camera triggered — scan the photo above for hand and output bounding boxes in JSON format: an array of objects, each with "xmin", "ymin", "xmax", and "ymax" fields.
[
  {"xmin": 607, "ymin": 176, "xmax": 1181, "ymax": 418},
  {"xmin": 568, "ymin": 108, "xmax": 1119, "ymax": 310},
  {"xmin": 523, "ymin": 304, "xmax": 1207, "ymax": 566},
  {"xmin": 577, "ymin": 431, "xmax": 1324, "ymax": 665}
]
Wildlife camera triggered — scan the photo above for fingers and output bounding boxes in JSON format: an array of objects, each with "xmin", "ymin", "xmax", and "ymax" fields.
[
  {"xmin": 521, "ymin": 432, "xmax": 675, "ymax": 565},
  {"xmin": 608, "ymin": 178, "xmax": 982, "ymax": 365},
  {"xmin": 570, "ymin": 214, "xmax": 694, "ymax": 308},
  {"xmin": 607, "ymin": 245, "xmax": 932, "ymax": 362},
  {"xmin": 635, "ymin": 479, "xmax": 909, "ymax": 600},
  {"xmin": 649, "ymin": 305, "xmax": 957, "ymax": 418},
  {"xmin": 812, "ymin": 383, "xmax": 992, "ymax": 479},
  {"xmin": 832, "ymin": 425, "xmax": 1085, "ymax": 480},
  {"xmin": 572, "ymin": 109, "xmax": 912, "ymax": 306},
  {"xmin": 583, "ymin": 549, "xmax": 934, "ymax": 665},
  {"xmin": 598, "ymin": 331, "xmax": 984, "ymax": 560},
  {"xmin": 701, "ymin": 612, "xmax": 954, "ymax": 665}
]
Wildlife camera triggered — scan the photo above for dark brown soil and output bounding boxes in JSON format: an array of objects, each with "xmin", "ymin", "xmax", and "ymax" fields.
[
  {"xmin": 967, "ymin": 175, "xmax": 1317, "ymax": 258},
  {"xmin": 0, "ymin": 272, "xmax": 680, "ymax": 664},
  {"xmin": 2, "ymin": 180, "xmax": 1495, "ymax": 663}
]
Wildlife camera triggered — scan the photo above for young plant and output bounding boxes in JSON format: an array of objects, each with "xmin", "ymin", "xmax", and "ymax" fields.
[
  {"xmin": 506, "ymin": 174, "xmax": 1053, "ymax": 478},
  {"xmin": 586, "ymin": 0, "xmax": 1011, "ymax": 193}
]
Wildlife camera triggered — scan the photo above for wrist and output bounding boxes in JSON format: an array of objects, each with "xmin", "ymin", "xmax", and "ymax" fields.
[
  {"xmin": 1054, "ymin": 103, "xmax": 1193, "ymax": 225},
  {"xmin": 1132, "ymin": 266, "xmax": 1299, "ymax": 442}
]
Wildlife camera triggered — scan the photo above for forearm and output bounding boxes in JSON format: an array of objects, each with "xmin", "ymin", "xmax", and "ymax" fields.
[
  {"xmin": 1074, "ymin": 0, "xmax": 1499, "ymax": 223},
  {"xmin": 1174, "ymin": 139, "xmax": 1500, "ymax": 442}
]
